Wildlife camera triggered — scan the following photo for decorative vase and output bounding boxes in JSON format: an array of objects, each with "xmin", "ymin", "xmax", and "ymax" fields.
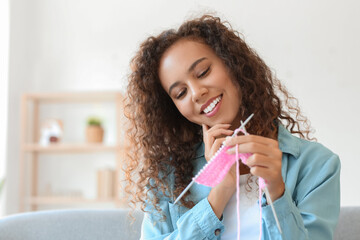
[
  {"xmin": 97, "ymin": 169, "xmax": 116, "ymax": 199},
  {"xmin": 86, "ymin": 125, "xmax": 104, "ymax": 143}
]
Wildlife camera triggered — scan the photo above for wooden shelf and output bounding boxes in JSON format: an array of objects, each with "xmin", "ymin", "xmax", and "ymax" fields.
[
  {"xmin": 19, "ymin": 91, "xmax": 126, "ymax": 212},
  {"xmin": 23, "ymin": 92, "xmax": 123, "ymax": 103},
  {"xmin": 28, "ymin": 196, "xmax": 127, "ymax": 206},
  {"xmin": 22, "ymin": 143, "xmax": 123, "ymax": 153}
]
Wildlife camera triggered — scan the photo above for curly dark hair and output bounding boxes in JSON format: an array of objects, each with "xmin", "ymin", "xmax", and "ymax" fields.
[{"xmin": 124, "ymin": 15, "xmax": 314, "ymax": 215}]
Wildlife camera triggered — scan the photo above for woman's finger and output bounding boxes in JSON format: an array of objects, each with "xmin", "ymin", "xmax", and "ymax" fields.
[
  {"xmin": 225, "ymin": 134, "xmax": 278, "ymax": 148},
  {"xmin": 202, "ymin": 123, "xmax": 233, "ymax": 161},
  {"xmin": 207, "ymin": 129, "xmax": 233, "ymax": 139},
  {"xmin": 204, "ymin": 137, "xmax": 227, "ymax": 161},
  {"xmin": 202, "ymin": 124, "xmax": 209, "ymax": 133},
  {"xmin": 207, "ymin": 123, "xmax": 232, "ymax": 132},
  {"xmin": 226, "ymin": 142, "xmax": 282, "ymax": 158},
  {"xmin": 210, "ymin": 137, "xmax": 226, "ymax": 156},
  {"xmin": 249, "ymin": 165, "xmax": 273, "ymax": 180},
  {"xmin": 245, "ymin": 153, "xmax": 281, "ymax": 170}
]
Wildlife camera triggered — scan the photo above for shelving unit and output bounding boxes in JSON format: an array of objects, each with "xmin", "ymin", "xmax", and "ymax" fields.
[{"xmin": 19, "ymin": 92, "xmax": 127, "ymax": 212}]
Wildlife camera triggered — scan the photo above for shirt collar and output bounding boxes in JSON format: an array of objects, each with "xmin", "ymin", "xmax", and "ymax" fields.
[
  {"xmin": 277, "ymin": 124, "xmax": 301, "ymax": 158},
  {"xmin": 194, "ymin": 123, "xmax": 301, "ymax": 159},
  {"xmin": 194, "ymin": 142, "xmax": 205, "ymax": 159}
]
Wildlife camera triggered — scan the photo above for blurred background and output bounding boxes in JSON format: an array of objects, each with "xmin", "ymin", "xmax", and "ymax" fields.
[{"xmin": 1, "ymin": 0, "xmax": 359, "ymax": 216}]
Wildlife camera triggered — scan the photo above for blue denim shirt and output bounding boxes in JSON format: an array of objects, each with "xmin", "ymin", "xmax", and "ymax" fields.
[{"xmin": 140, "ymin": 125, "xmax": 341, "ymax": 239}]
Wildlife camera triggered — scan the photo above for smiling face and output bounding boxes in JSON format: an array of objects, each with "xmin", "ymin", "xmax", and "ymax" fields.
[{"xmin": 159, "ymin": 39, "xmax": 242, "ymax": 128}]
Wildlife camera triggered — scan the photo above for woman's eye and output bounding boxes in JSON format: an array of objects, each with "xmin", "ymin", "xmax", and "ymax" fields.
[
  {"xmin": 176, "ymin": 89, "xmax": 187, "ymax": 99},
  {"xmin": 197, "ymin": 66, "xmax": 210, "ymax": 78}
]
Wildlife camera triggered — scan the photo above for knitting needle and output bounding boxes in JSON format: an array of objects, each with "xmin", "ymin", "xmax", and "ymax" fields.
[
  {"xmin": 173, "ymin": 180, "xmax": 195, "ymax": 204},
  {"xmin": 263, "ymin": 186, "xmax": 283, "ymax": 234},
  {"xmin": 241, "ymin": 116, "xmax": 282, "ymax": 233},
  {"xmin": 233, "ymin": 114, "xmax": 253, "ymax": 137},
  {"xmin": 225, "ymin": 115, "xmax": 282, "ymax": 233},
  {"xmin": 173, "ymin": 114, "xmax": 254, "ymax": 205}
]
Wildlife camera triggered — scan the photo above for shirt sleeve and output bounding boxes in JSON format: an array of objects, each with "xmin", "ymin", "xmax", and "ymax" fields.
[
  {"xmin": 261, "ymin": 153, "xmax": 341, "ymax": 240},
  {"xmin": 141, "ymin": 197, "xmax": 224, "ymax": 240}
]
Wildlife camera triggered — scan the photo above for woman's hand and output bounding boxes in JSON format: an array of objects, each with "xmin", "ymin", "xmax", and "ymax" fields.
[
  {"xmin": 202, "ymin": 123, "xmax": 249, "ymax": 191},
  {"xmin": 202, "ymin": 123, "xmax": 237, "ymax": 219},
  {"xmin": 202, "ymin": 123, "xmax": 233, "ymax": 162},
  {"xmin": 225, "ymin": 135, "xmax": 285, "ymax": 201}
]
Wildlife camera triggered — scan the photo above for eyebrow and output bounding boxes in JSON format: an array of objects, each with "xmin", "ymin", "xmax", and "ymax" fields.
[{"xmin": 168, "ymin": 57, "xmax": 207, "ymax": 95}]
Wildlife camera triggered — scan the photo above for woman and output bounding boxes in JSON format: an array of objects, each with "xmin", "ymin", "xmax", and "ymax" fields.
[{"xmin": 124, "ymin": 15, "xmax": 340, "ymax": 239}]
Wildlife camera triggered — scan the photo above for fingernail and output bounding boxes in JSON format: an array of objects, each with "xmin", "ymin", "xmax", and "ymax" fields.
[
  {"xmin": 224, "ymin": 136, "xmax": 231, "ymax": 145},
  {"xmin": 226, "ymin": 147, "xmax": 234, "ymax": 154}
]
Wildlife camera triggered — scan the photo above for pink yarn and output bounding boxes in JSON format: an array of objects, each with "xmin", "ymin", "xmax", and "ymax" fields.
[
  {"xmin": 193, "ymin": 126, "xmax": 265, "ymax": 240},
  {"xmin": 193, "ymin": 144, "xmax": 251, "ymax": 187},
  {"xmin": 236, "ymin": 144, "xmax": 241, "ymax": 240},
  {"xmin": 175, "ymin": 114, "xmax": 282, "ymax": 237}
]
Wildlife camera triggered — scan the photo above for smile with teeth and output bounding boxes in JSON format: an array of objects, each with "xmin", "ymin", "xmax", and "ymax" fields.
[{"xmin": 203, "ymin": 95, "xmax": 222, "ymax": 114}]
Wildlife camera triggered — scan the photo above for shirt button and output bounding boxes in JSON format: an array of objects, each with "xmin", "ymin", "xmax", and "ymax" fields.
[{"xmin": 214, "ymin": 229, "xmax": 221, "ymax": 236}]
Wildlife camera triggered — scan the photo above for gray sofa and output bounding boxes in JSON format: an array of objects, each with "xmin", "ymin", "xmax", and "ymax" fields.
[
  {"xmin": 0, "ymin": 206, "xmax": 359, "ymax": 239},
  {"xmin": 0, "ymin": 209, "xmax": 143, "ymax": 240}
]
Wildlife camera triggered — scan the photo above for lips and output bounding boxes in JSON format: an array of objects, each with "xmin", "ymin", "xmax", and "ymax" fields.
[{"xmin": 200, "ymin": 94, "xmax": 222, "ymax": 114}]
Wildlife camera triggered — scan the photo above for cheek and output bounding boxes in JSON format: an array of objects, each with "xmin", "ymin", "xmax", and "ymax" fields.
[
  {"xmin": 226, "ymin": 79, "xmax": 241, "ymax": 102},
  {"xmin": 175, "ymin": 103, "xmax": 199, "ymax": 123},
  {"xmin": 176, "ymin": 104, "xmax": 191, "ymax": 118}
]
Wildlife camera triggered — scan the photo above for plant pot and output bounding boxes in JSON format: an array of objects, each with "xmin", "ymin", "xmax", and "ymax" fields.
[{"xmin": 86, "ymin": 125, "xmax": 104, "ymax": 143}]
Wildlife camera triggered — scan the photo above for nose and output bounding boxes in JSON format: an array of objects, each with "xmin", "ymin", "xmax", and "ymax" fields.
[{"xmin": 189, "ymin": 80, "xmax": 207, "ymax": 103}]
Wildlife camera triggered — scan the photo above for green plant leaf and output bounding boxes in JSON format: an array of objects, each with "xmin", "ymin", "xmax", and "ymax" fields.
[{"xmin": 87, "ymin": 117, "xmax": 102, "ymax": 126}]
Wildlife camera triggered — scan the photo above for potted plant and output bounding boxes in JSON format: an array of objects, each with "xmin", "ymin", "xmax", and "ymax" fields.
[{"xmin": 86, "ymin": 117, "xmax": 104, "ymax": 143}]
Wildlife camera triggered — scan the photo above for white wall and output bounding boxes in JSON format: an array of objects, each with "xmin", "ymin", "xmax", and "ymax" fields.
[
  {"xmin": 6, "ymin": 0, "xmax": 360, "ymax": 214},
  {"xmin": 0, "ymin": 0, "xmax": 9, "ymax": 217}
]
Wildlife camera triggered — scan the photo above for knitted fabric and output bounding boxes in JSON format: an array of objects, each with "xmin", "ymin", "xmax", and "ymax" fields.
[
  {"xmin": 193, "ymin": 126, "xmax": 265, "ymax": 240},
  {"xmin": 193, "ymin": 126, "xmax": 251, "ymax": 187}
]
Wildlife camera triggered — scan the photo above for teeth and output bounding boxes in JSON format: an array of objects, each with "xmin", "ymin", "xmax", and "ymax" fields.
[{"xmin": 203, "ymin": 95, "xmax": 222, "ymax": 114}]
